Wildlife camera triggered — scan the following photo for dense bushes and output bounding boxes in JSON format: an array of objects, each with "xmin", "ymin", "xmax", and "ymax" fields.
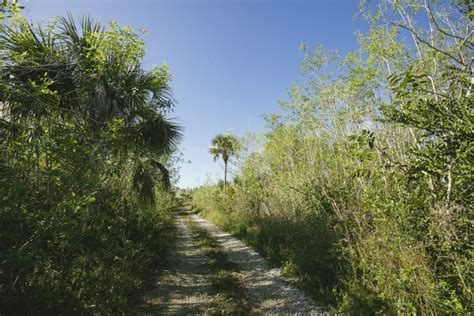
[
  {"xmin": 1, "ymin": 174, "xmax": 175, "ymax": 313},
  {"xmin": 192, "ymin": 1, "xmax": 473, "ymax": 314},
  {"xmin": 1, "ymin": 6, "xmax": 180, "ymax": 314}
]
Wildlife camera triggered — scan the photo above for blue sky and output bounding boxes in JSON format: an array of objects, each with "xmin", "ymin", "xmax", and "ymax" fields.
[{"xmin": 24, "ymin": 0, "xmax": 368, "ymax": 188}]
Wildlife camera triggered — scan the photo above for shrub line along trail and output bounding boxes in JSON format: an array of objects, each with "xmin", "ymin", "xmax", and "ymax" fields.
[{"xmin": 144, "ymin": 210, "xmax": 322, "ymax": 314}]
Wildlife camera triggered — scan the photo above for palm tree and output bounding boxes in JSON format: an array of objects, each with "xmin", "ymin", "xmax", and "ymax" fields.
[
  {"xmin": 0, "ymin": 15, "xmax": 182, "ymax": 204},
  {"xmin": 209, "ymin": 134, "xmax": 240, "ymax": 189}
]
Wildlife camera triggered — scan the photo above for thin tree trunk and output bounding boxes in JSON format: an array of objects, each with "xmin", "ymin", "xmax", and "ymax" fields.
[{"xmin": 224, "ymin": 160, "xmax": 227, "ymax": 190}]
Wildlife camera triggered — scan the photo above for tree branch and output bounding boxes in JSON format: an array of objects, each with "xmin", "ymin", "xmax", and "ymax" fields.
[{"xmin": 391, "ymin": 22, "xmax": 465, "ymax": 66}]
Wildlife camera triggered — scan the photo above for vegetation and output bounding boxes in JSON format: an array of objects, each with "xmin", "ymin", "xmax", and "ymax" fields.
[
  {"xmin": 193, "ymin": 1, "xmax": 473, "ymax": 314},
  {"xmin": 209, "ymin": 134, "xmax": 240, "ymax": 189},
  {"xmin": 0, "ymin": 3, "xmax": 181, "ymax": 314},
  {"xmin": 1, "ymin": 0, "xmax": 472, "ymax": 314}
]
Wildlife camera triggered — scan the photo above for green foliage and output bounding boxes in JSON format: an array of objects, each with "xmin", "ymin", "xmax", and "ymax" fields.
[
  {"xmin": 193, "ymin": 1, "xmax": 473, "ymax": 314},
  {"xmin": 209, "ymin": 134, "xmax": 241, "ymax": 161},
  {"xmin": 0, "ymin": 10, "xmax": 180, "ymax": 314},
  {"xmin": 209, "ymin": 133, "xmax": 241, "ymax": 187}
]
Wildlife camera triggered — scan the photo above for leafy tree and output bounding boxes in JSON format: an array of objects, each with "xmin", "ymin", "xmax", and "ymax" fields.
[
  {"xmin": 0, "ymin": 10, "xmax": 181, "ymax": 313},
  {"xmin": 0, "ymin": 14, "xmax": 182, "ymax": 202},
  {"xmin": 209, "ymin": 134, "xmax": 240, "ymax": 189}
]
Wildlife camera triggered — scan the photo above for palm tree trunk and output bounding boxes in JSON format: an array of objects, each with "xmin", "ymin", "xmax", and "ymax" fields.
[{"xmin": 224, "ymin": 161, "xmax": 227, "ymax": 190}]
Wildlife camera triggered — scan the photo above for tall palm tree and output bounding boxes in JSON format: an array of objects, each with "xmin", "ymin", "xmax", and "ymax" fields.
[{"xmin": 209, "ymin": 134, "xmax": 240, "ymax": 189}]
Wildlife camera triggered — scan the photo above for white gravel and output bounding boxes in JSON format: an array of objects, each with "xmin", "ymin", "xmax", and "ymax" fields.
[
  {"xmin": 143, "ymin": 214, "xmax": 213, "ymax": 315},
  {"xmin": 143, "ymin": 212, "xmax": 325, "ymax": 315},
  {"xmin": 189, "ymin": 213, "xmax": 324, "ymax": 315}
]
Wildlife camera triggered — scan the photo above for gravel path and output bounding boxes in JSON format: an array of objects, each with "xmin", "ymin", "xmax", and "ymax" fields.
[
  {"xmin": 143, "ymin": 211, "xmax": 323, "ymax": 315},
  {"xmin": 189, "ymin": 213, "xmax": 323, "ymax": 314},
  {"xmin": 142, "ymin": 213, "xmax": 213, "ymax": 315}
]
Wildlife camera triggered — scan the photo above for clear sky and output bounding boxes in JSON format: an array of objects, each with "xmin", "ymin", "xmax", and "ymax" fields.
[{"xmin": 23, "ymin": 0, "xmax": 368, "ymax": 188}]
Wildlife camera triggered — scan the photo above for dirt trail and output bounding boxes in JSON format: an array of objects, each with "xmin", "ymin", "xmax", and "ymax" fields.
[
  {"xmin": 190, "ymin": 213, "xmax": 322, "ymax": 314},
  {"xmin": 143, "ymin": 211, "xmax": 322, "ymax": 315},
  {"xmin": 142, "ymin": 213, "xmax": 213, "ymax": 315}
]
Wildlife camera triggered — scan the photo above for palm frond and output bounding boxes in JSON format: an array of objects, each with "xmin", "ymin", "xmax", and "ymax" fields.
[
  {"xmin": 132, "ymin": 163, "xmax": 155, "ymax": 204},
  {"xmin": 59, "ymin": 13, "xmax": 103, "ymax": 52},
  {"xmin": 133, "ymin": 111, "xmax": 182, "ymax": 155},
  {"xmin": 210, "ymin": 134, "xmax": 240, "ymax": 160},
  {"xmin": 209, "ymin": 146, "xmax": 220, "ymax": 161},
  {"xmin": 150, "ymin": 158, "xmax": 171, "ymax": 191},
  {"xmin": 132, "ymin": 158, "xmax": 171, "ymax": 204}
]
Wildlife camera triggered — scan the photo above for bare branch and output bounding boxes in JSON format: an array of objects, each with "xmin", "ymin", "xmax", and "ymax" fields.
[
  {"xmin": 425, "ymin": 2, "xmax": 467, "ymax": 43},
  {"xmin": 391, "ymin": 22, "xmax": 465, "ymax": 66}
]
